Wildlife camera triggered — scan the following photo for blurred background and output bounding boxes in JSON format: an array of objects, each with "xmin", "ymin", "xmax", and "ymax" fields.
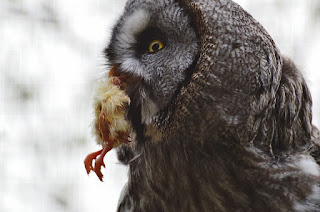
[{"xmin": 0, "ymin": 0, "xmax": 319, "ymax": 211}]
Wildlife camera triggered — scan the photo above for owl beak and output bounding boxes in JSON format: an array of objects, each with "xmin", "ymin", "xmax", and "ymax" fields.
[
  {"xmin": 108, "ymin": 64, "xmax": 127, "ymax": 89},
  {"xmin": 108, "ymin": 64, "xmax": 121, "ymax": 78},
  {"xmin": 108, "ymin": 64, "xmax": 141, "ymax": 89}
]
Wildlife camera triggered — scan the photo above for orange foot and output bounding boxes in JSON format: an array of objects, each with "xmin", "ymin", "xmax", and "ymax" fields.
[{"xmin": 84, "ymin": 142, "xmax": 113, "ymax": 182}]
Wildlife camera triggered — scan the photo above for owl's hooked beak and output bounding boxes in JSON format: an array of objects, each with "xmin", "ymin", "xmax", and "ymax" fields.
[
  {"xmin": 108, "ymin": 64, "xmax": 141, "ymax": 91},
  {"xmin": 108, "ymin": 64, "xmax": 124, "ymax": 87},
  {"xmin": 108, "ymin": 64, "xmax": 121, "ymax": 78}
]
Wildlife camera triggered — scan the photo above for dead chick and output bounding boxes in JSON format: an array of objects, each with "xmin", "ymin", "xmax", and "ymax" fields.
[{"xmin": 84, "ymin": 67, "xmax": 131, "ymax": 181}]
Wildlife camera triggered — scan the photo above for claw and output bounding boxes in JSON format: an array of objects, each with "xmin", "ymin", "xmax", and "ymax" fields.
[
  {"xmin": 94, "ymin": 160, "xmax": 104, "ymax": 181},
  {"xmin": 84, "ymin": 141, "xmax": 114, "ymax": 182},
  {"xmin": 84, "ymin": 149, "xmax": 103, "ymax": 174}
]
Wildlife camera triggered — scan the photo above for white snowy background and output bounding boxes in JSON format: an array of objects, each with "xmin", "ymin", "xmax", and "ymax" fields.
[{"xmin": 0, "ymin": 0, "xmax": 319, "ymax": 211}]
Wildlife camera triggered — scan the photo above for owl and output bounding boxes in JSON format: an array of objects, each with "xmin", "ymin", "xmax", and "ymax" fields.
[{"xmin": 94, "ymin": 0, "xmax": 320, "ymax": 211}]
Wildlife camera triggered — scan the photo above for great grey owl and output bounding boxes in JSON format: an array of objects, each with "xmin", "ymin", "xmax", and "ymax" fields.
[{"xmin": 101, "ymin": 0, "xmax": 320, "ymax": 211}]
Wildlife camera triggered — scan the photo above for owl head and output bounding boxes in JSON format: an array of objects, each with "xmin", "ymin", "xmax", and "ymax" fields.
[
  {"xmin": 105, "ymin": 0, "xmax": 199, "ymax": 125},
  {"xmin": 105, "ymin": 0, "xmax": 313, "ymax": 154}
]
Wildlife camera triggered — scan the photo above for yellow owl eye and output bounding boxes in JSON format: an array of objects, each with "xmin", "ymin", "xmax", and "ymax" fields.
[{"xmin": 148, "ymin": 40, "xmax": 163, "ymax": 53}]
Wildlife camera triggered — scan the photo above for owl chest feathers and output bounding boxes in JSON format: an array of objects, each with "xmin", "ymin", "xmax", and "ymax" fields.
[{"xmin": 119, "ymin": 134, "xmax": 320, "ymax": 211}]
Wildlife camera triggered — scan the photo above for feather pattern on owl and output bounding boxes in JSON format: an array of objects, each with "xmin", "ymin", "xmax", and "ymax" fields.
[{"xmin": 90, "ymin": 0, "xmax": 320, "ymax": 210}]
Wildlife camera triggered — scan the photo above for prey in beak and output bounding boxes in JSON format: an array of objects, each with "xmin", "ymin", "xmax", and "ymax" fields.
[{"xmin": 84, "ymin": 65, "xmax": 132, "ymax": 181}]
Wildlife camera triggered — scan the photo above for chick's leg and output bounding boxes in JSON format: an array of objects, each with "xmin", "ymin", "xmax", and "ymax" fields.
[
  {"xmin": 84, "ymin": 149, "xmax": 103, "ymax": 175},
  {"xmin": 93, "ymin": 141, "xmax": 113, "ymax": 181}
]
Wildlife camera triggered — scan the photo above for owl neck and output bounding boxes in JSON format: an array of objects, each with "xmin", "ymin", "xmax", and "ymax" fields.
[{"xmin": 124, "ymin": 139, "xmax": 294, "ymax": 211}]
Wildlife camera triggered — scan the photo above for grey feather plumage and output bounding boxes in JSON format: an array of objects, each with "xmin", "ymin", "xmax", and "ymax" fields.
[{"xmin": 103, "ymin": 0, "xmax": 320, "ymax": 211}]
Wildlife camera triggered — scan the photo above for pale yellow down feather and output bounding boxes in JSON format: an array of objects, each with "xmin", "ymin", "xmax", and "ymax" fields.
[{"xmin": 92, "ymin": 77, "xmax": 131, "ymax": 147}]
